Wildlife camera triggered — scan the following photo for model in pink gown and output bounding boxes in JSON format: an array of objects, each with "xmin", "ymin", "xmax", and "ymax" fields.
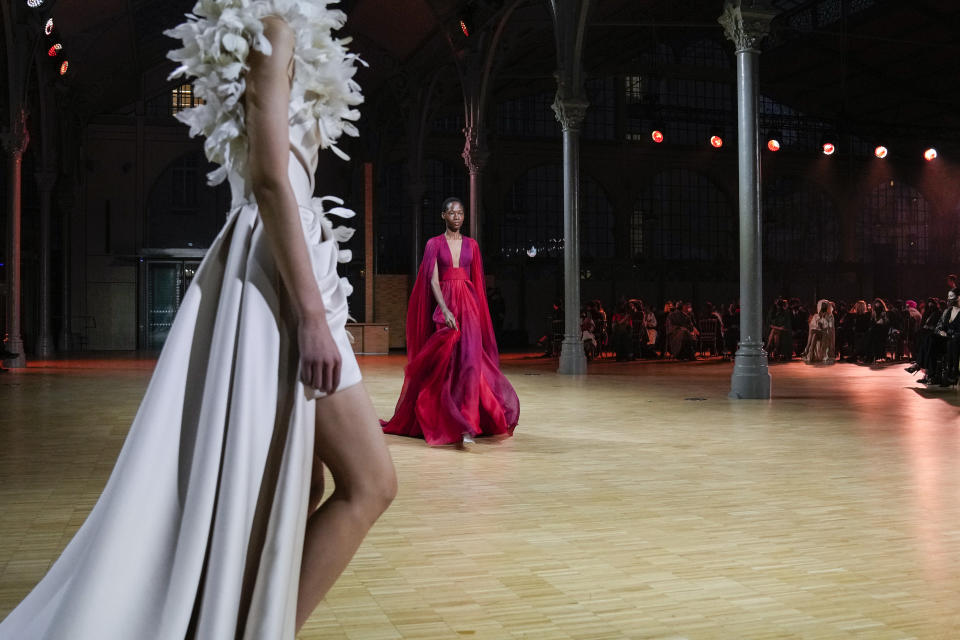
[{"xmin": 381, "ymin": 224, "xmax": 519, "ymax": 446}]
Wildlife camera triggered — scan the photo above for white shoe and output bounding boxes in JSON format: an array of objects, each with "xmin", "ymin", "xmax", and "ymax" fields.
[{"xmin": 461, "ymin": 432, "xmax": 475, "ymax": 445}]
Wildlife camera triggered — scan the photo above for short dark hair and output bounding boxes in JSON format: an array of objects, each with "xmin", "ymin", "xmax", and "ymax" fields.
[{"xmin": 441, "ymin": 197, "xmax": 463, "ymax": 214}]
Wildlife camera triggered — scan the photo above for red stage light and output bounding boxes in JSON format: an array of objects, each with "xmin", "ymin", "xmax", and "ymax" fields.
[
  {"xmin": 710, "ymin": 135, "xmax": 723, "ymax": 148},
  {"xmin": 924, "ymin": 148, "xmax": 938, "ymax": 161},
  {"xmin": 48, "ymin": 43, "xmax": 62, "ymax": 57},
  {"xmin": 874, "ymin": 145, "xmax": 888, "ymax": 159},
  {"xmin": 59, "ymin": 60, "xmax": 69, "ymax": 76},
  {"xmin": 651, "ymin": 130, "xmax": 664, "ymax": 143},
  {"xmin": 822, "ymin": 142, "xmax": 836, "ymax": 155},
  {"xmin": 459, "ymin": 20, "xmax": 469, "ymax": 37},
  {"xmin": 767, "ymin": 139, "xmax": 780, "ymax": 152}
]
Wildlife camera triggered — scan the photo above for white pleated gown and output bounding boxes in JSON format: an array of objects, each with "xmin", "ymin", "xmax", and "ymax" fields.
[{"xmin": 0, "ymin": 114, "xmax": 362, "ymax": 639}]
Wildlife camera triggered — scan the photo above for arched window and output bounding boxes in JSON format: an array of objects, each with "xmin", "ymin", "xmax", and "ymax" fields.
[
  {"xmin": 634, "ymin": 169, "xmax": 734, "ymax": 261},
  {"xmin": 502, "ymin": 165, "xmax": 615, "ymax": 260},
  {"xmin": 857, "ymin": 181, "xmax": 930, "ymax": 264},
  {"xmin": 763, "ymin": 177, "xmax": 839, "ymax": 263},
  {"xmin": 145, "ymin": 83, "xmax": 205, "ymax": 118}
]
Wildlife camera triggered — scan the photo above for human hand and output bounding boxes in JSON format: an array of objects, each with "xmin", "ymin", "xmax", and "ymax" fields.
[
  {"xmin": 442, "ymin": 308, "xmax": 458, "ymax": 331},
  {"xmin": 298, "ymin": 315, "xmax": 342, "ymax": 395}
]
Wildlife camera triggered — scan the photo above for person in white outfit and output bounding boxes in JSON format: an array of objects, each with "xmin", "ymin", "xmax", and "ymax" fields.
[{"xmin": 0, "ymin": 2, "xmax": 395, "ymax": 638}]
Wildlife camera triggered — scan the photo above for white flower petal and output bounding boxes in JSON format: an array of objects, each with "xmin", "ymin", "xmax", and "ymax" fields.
[{"xmin": 333, "ymin": 226, "xmax": 355, "ymax": 243}]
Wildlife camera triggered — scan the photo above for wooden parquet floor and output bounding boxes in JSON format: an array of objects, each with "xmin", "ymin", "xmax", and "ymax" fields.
[{"xmin": 2, "ymin": 353, "xmax": 960, "ymax": 639}]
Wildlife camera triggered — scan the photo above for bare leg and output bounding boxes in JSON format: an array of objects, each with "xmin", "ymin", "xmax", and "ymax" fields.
[{"xmin": 295, "ymin": 383, "xmax": 396, "ymax": 630}]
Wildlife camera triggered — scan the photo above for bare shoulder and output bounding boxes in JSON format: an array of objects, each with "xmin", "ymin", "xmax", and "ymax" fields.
[
  {"xmin": 249, "ymin": 16, "xmax": 295, "ymax": 78},
  {"xmin": 260, "ymin": 15, "xmax": 295, "ymax": 39},
  {"xmin": 261, "ymin": 15, "xmax": 295, "ymax": 42}
]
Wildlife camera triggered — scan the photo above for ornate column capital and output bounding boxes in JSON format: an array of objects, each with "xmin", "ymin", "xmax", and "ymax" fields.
[
  {"xmin": 552, "ymin": 94, "xmax": 589, "ymax": 133},
  {"xmin": 0, "ymin": 110, "xmax": 30, "ymax": 158},
  {"xmin": 462, "ymin": 126, "xmax": 490, "ymax": 174},
  {"xmin": 718, "ymin": 1, "xmax": 778, "ymax": 52}
]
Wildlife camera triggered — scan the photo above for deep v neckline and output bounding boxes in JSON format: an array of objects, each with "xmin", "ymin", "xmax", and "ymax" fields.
[{"xmin": 444, "ymin": 235, "xmax": 463, "ymax": 269}]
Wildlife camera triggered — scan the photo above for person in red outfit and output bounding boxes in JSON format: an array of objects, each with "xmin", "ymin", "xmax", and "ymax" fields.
[{"xmin": 381, "ymin": 197, "xmax": 519, "ymax": 446}]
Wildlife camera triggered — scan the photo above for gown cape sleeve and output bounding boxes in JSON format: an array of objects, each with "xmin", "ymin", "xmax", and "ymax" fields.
[
  {"xmin": 164, "ymin": 0, "xmax": 364, "ymax": 185},
  {"xmin": 404, "ymin": 236, "xmax": 500, "ymax": 363}
]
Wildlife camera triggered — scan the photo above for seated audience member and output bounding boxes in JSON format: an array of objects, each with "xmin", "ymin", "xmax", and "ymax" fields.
[
  {"xmin": 849, "ymin": 300, "xmax": 872, "ymax": 363},
  {"xmin": 921, "ymin": 289, "xmax": 960, "ymax": 385},
  {"xmin": 789, "ymin": 298, "xmax": 810, "ymax": 357},
  {"xmin": 580, "ymin": 309, "xmax": 598, "ymax": 359},
  {"xmin": 538, "ymin": 299, "xmax": 563, "ymax": 357},
  {"xmin": 907, "ymin": 297, "xmax": 942, "ymax": 375},
  {"xmin": 868, "ymin": 298, "xmax": 890, "ymax": 364},
  {"xmin": 887, "ymin": 300, "xmax": 906, "ymax": 360},
  {"xmin": 803, "ymin": 300, "xmax": 836, "ymax": 365},
  {"xmin": 657, "ymin": 301, "xmax": 673, "ymax": 356},
  {"xmin": 722, "ymin": 302, "xmax": 740, "ymax": 358},
  {"xmin": 610, "ymin": 302, "xmax": 634, "ymax": 362},
  {"xmin": 643, "ymin": 302, "xmax": 658, "ymax": 356},
  {"xmin": 591, "ymin": 299, "xmax": 608, "ymax": 353},
  {"xmin": 766, "ymin": 298, "xmax": 791, "ymax": 360},
  {"xmin": 629, "ymin": 300, "xmax": 648, "ymax": 356},
  {"xmin": 904, "ymin": 300, "xmax": 922, "ymax": 359},
  {"xmin": 668, "ymin": 302, "xmax": 698, "ymax": 360}
]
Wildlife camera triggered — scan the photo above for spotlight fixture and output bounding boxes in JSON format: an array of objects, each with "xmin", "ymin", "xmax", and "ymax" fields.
[
  {"xmin": 766, "ymin": 130, "xmax": 782, "ymax": 152},
  {"xmin": 651, "ymin": 129, "xmax": 664, "ymax": 144},
  {"xmin": 48, "ymin": 43, "xmax": 62, "ymax": 57},
  {"xmin": 874, "ymin": 145, "xmax": 888, "ymax": 159},
  {"xmin": 709, "ymin": 128, "xmax": 724, "ymax": 148},
  {"xmin": 59, "ymin": 60, "xmax": 69, "ymax": 76},
  {"xmin": 924, "ymin": 148, "xmax": 938, "ymax": 161},
  {"xmin": 458, "ymin": 2, "xmax": 476, "ymax": 38},
  {"xmin": 26, "ymin": 0, "xmax": 44, "ymax": 7},
  {"xmin": 45, "ymin": 18, "xmax": 54, "ymax": 35},
  {"xmin": 820, "ymin": 132, "xmax": 836, "ymax": 156}
]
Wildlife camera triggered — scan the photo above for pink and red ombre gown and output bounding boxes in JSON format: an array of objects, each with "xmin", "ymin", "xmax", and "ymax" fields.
[{"xmin": 381, "ymin": 235, "xmax": 519, "ymax": 445}]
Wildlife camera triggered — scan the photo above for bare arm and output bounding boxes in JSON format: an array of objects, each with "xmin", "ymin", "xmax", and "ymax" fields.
[
  {"xmin": 246, "ymin": 17, "xmax": 341, "ymax": 393},
  {"xmin": 429, "ymin": 257, "xmax": 457, "ymax": 330}
]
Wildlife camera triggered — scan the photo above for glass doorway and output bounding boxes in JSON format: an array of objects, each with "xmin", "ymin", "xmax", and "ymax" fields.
[{"xmin": 141, "ymin": 259, "xmax": 201, "ymax": 350}]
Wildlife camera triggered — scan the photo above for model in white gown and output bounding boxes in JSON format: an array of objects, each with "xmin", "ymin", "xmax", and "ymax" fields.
[{"xmin": 0, "ymin": 2, "xmax": 390, "ymax": 638}]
